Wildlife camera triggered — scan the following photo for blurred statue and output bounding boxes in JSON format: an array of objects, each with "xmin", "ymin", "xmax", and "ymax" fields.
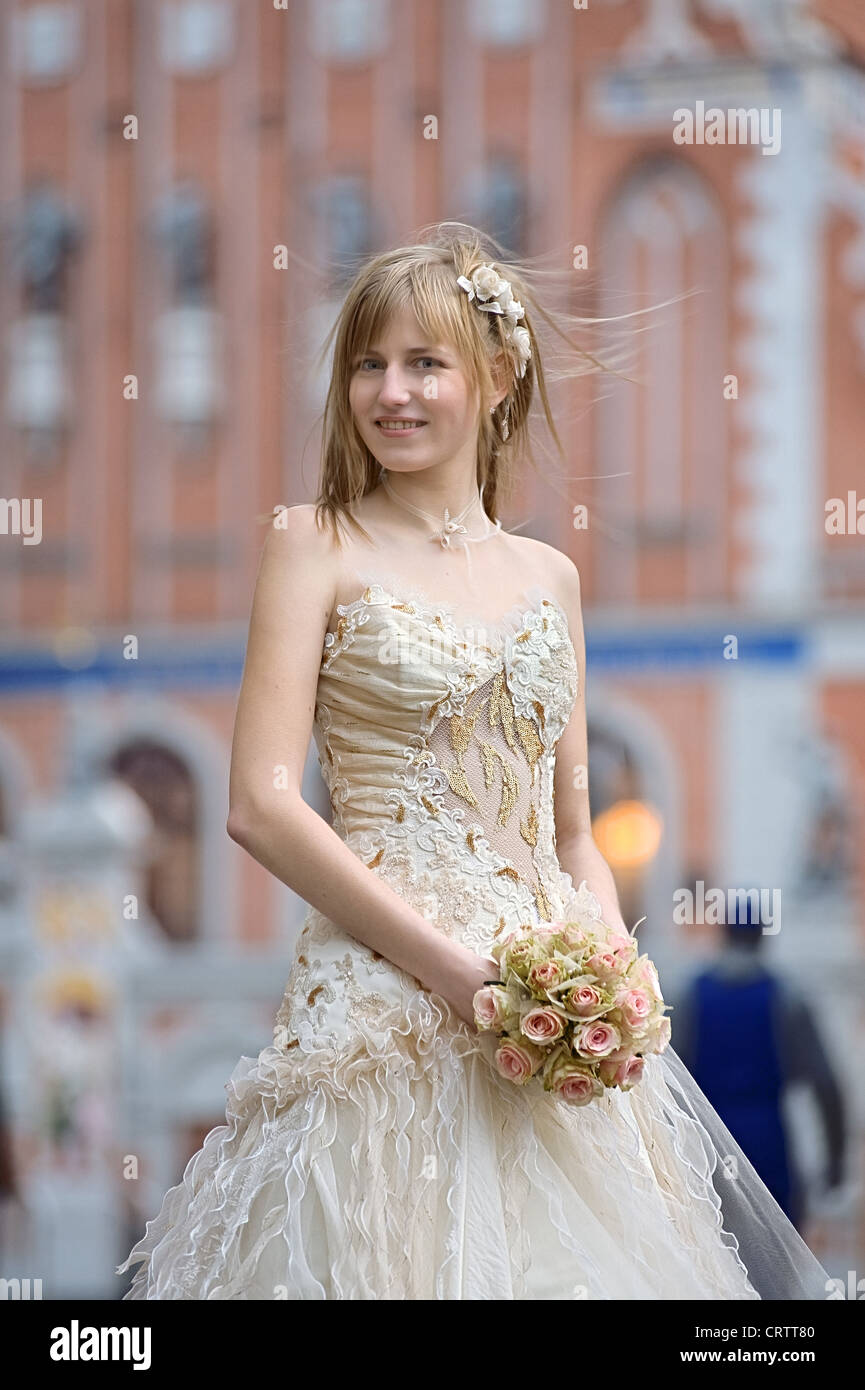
[
  {"xmin": 151, "ymin": 178, "xmax": 214, "ymax": 304},
  {"xmin": 8, "ymin": 175, "xmax": 82, "ymax": 312}
]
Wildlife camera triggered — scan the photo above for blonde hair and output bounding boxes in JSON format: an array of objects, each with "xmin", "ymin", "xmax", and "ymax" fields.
[{"xmin": 271, "ymin": 221, "xmax": 641, "ymax": 545}]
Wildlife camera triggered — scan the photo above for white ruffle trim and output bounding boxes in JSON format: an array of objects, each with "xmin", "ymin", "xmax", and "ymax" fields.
[{"xmin": 114, "ymin": 977, "xmax": 818, "ymax": 1300}]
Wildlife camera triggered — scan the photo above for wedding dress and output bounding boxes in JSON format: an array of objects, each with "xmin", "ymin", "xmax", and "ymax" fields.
[{"xmin": 117, "ymin": 571, "xmax": 832, "ymax": 1300}]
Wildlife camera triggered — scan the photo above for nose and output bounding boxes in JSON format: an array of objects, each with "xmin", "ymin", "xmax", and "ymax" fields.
[{"xmin": 375, "ymin": 362, "xmax": 414, "ymax": 407}]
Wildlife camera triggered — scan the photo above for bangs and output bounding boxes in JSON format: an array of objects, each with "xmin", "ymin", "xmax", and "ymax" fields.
[{"xmin": 345, "ymin": 257, "xmax": 484, "ymax": 382}]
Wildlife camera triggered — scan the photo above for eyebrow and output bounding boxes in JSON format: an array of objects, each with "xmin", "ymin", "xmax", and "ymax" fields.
[{"xmin": 357, "ymin": 345, "xmax": 447, "ymax": 356}]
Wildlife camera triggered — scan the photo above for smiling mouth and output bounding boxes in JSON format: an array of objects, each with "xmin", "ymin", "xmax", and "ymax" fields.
[{"xmin": 375, "ymin": 420, "xmax": 427, "ymax": 433}]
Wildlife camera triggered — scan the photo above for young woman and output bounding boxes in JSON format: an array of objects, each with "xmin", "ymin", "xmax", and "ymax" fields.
[{"xmin": 118, "ymin": 224, "xmax": 831, "ymax": 1299}]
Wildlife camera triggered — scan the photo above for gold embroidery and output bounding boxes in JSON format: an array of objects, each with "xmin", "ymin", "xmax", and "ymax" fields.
[
  {"xmin": 391, "ymin": 602, "xmax": 415, "ymax": 613},
  {"xmin": 421, "ymin": 794, "xmax": 439, "ymax": 817},
  {"xmin": 516, "ymin": 630, "xmax": 531, "ymax": 643},
  {"xmin": 534, "ymin": 879, "xmax": 553, "ymax": 921},
  {"xmin": 449, "ymin": 700, "xmax": 483, "ymax": 756},
  {"xmin": 532, "ymin": 699, "xmax": 546, "ymax": 731},
  {"xmin": 515, "ymin": 715, "xmax": 543, "ymax": 773},
  {"xmin": 366, "ymin": 848, "xmax": 384, "ymax": 868},
  {"xmin": 466, "ymin": 829, "xmax": 478, "ymax": 852},
  {"xmin": 445, "ymin": 763, "xmax": 479, "ymax": 807},
  {"xmin": 395, "ymin": 803, "xmax": 406, "ymax": 823},
  {"xmin": 496, "ymin": 865, "xmax": 521, "ymax": 883},
  {"xmin": 479, "ymin": 741, "xmax": 498, "ymax": 789},
  {"xmin": 488, "ymin": 673, "xmax": 518, "ymax": 752},
  {"xmin": 307, "ymin": 984, "xmax": 325, "ymax": 1004},
  {"xmin": 520, "ymin": 801, "xmax": 539, "ymax": 847},
  {"xmin": 497, "ymin": 758, "xmax": 518, "ymax": 827}
]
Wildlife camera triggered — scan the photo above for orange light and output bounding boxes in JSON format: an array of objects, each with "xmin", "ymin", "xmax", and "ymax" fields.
[{"xmin": 593, "ymin": 800, "xmax": 662, "ymax": 869}]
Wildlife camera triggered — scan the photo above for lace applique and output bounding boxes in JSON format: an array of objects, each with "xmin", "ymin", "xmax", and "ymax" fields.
[{"xmin": 333, "ymin": 952, "xmax": 401, "ymax": 1030}]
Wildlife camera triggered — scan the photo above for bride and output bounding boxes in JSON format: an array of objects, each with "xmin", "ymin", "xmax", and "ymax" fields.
[{"xmin": 117, "ymin": 223, "xmax": 832, "ymax": 1299}]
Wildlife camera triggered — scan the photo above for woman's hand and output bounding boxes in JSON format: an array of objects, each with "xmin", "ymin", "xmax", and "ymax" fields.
[{"xmin": 428, "ymin": 943, "xmax": 501, "ymax": 1031}]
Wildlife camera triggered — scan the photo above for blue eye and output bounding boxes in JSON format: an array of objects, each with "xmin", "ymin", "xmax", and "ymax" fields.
[{"xmin": 355, "ymin": 356, "xmax": 442, "ymax": 371}]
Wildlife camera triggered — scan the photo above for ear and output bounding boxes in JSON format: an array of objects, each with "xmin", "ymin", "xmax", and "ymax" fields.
[{"xmin": 488, "ymin": 351, "xmax": 510, "ymax": 410}]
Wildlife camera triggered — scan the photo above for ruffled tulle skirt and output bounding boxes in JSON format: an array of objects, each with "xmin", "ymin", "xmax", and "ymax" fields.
[{"xmin": 116, "ymin": 980, "xmax": 830, "ymax": 1300}]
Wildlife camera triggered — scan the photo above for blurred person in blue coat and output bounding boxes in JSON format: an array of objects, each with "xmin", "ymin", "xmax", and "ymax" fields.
[{"xmin": 671, "ymin": 898, "xmax": 847, "ymax": 1232}]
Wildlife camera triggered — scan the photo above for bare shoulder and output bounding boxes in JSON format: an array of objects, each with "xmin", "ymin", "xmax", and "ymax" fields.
[
  {"xmin": 503, "ymin": 531, "xmax": 582, "ymax": 607},
  {"xmin": 261, "ymin": 503, "xmax": 340, "ymax": 573},
  {"xmin": 254, "ymin": 504, "xmax": 341, "ymax": 636}
]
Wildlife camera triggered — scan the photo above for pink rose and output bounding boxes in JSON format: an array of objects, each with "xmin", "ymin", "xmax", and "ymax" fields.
[
  {"xmin": 494, "ymin": 1037, "xmax": 543, "ymax": 1085},
  {"xmin": 567, "ymin": 983, "xmax": 604, "ymax": 1017},
  {"xmin": 614, "ymin": 987, "xmax": 652, "ymax": 1032},
  {"xmin": 555, "ymin": 1071, "xmax": 600, "ymax": 1106},
  {"xmin": 527, "ymin": 959, "xmax": 564, "ymax": 992},
  {"xmin": 574, "ymin": 1020, "xmax": 621, "ymax": 1058},
  {"xmin": 599, "ymin": 1054, "xmax": 645, "ymax": 1090},
  {"xmin": 521, "ymin": 1006, "xmax": 565, "ymax": 1044}
]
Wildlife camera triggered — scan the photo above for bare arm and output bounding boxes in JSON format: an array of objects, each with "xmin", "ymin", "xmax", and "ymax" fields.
[
  {"xmin": 551, "ymin": 554, "xmax": 630, "ymax": 936},
  {"xmin": 226, "ymin": 506, "xmax": 494, "ymax": 1025}
]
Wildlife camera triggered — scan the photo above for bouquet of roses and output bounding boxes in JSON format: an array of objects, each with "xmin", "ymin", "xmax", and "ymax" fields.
[{"xmin": 472, "ymin": 916, "xmax": 672, "ymax": 1106}]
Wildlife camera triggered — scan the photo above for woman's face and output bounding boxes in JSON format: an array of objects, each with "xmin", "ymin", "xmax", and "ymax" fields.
[{"xmin": 348, "ymin": 304, "xmax": 481, "ymax": 474}]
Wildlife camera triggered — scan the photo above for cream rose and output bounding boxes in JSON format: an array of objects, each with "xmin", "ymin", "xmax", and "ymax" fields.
[
  {"xmin": 647, "ymin": 1015, "xmax": 672, "ymax": 1053},
  {"xmin": 527, "ymin": 959, "xmax": 565, "ymax": 992},
  {"xmin": 473, "ymin": 985, "xmax": 511, "ymax": 1031},
  {"xmin": 547, "ymin": 1056, "xmax": 603, "ymax": 1106},
  {"xmin": 503, "ymin": 937, "xmax": 535, "ymax": 974},
  {"xmin": 567, "ymin": 983, "xmax": 605, "ymax": 1017},
  {"xmin": 472, "ymin": 264, "xmax": 506, "ymax": 300},
  {"xmin": 585, "ymin": 950, "xmax": 625, "ymax": 979}
]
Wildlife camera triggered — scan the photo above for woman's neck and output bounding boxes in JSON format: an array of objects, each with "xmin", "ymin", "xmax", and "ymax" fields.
[{"xmin": 377, "ymin": 468, "xmax": 487, "ymax": 536}]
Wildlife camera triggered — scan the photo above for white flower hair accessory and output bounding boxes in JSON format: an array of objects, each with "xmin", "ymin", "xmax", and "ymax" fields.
[{"xmin": 456, "ymin": 263, "xmax": 532, "ymax": 378}]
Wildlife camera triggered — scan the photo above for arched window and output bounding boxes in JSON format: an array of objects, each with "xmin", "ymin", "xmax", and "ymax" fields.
[
  {"xmin": 596, "ymin": 158, "xmax": 728, "ymax": 603},
  {"xmin": 109, "ymin": 741, "xmax": 200, "ymax": 943}
]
